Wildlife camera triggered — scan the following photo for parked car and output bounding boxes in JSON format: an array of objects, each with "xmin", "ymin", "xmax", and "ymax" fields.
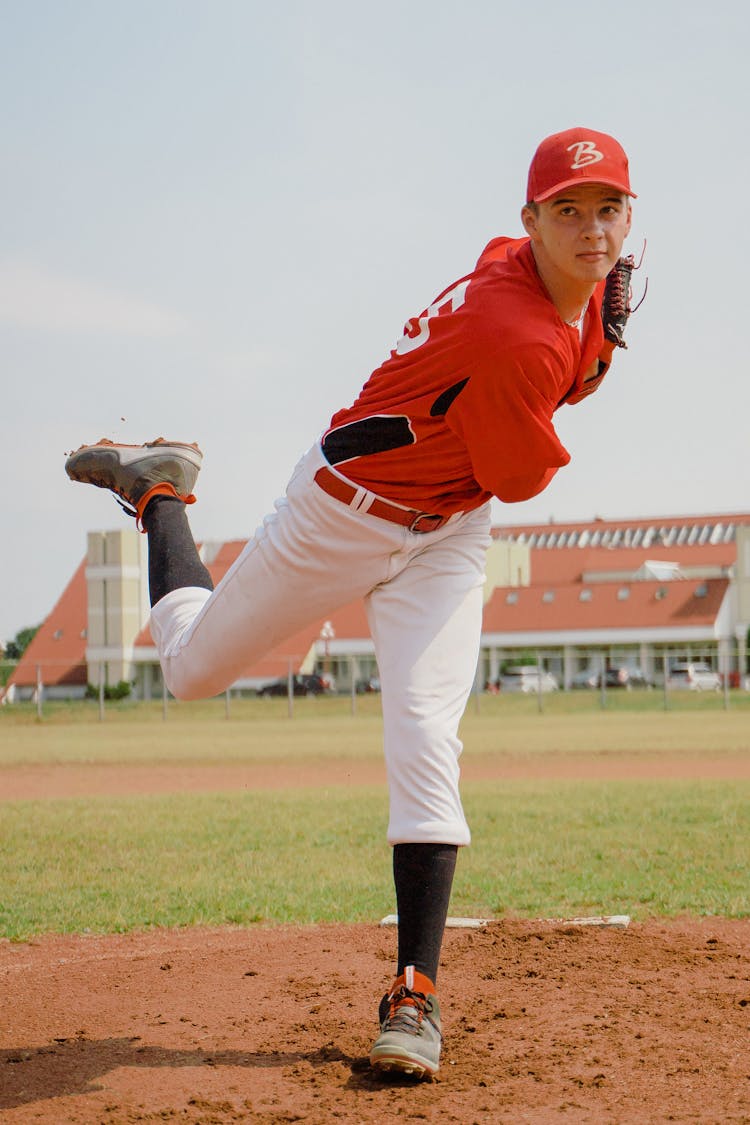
[
  {"xmin": 257, "ymin": 673, "xmax": 330, "ymax": 697},
  {"xmin": 619, "ymin": 666, "xmax": 651, "ymax": 688},
  {"xmin": 602, "ymin": 666, "xmax": 652, "ymax": 689},
  {"xmin": 570, "ymin": 667, "xmax": 600, "ymax": 690},
  {"xmin": 498, "ymin": 666, "xmax": 559, "ymax": 693},
  {"xmin": 571, "ymin": 665, "xmax": 651, "ymax": 690},
  {"xmin": 667, "ymin": 662, "xmax": 721, "ymax": 692}
]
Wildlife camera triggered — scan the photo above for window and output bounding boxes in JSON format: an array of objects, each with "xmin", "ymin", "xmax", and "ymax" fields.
[
  {"xmin": 617, "ymin": 587, "xmax": 630, "ymax": 600},
  {"xmin": 579, "ymin": 589, "xmax": 593, "ymax": 602},
  {"xmin": 542, "ymin": 590, "xmax": 555, "ymax": 603},
  {"xmin": 506, "ymin": 591, "xmax": 519, "ymax": 604}
]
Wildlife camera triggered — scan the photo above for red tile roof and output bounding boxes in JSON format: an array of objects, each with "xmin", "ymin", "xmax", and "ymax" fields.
[
  {"xmin": 515, "ymin": 543, "xmax": 733, "ymax": 587},
  {"xmin": 492, "ymin": 513, "xmax": 748, "ymax": 587},
  {"xmin": 7, "ymin": 561, "xmax": 88, "ymax": 688},
  {"xmin": 483, "ymin": 577, "xmax": 729, "ymax": 635}
]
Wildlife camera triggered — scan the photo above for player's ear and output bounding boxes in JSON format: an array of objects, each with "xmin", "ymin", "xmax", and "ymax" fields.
[
  {"xmin": 625, "ymin": 202, "xmax": 633, "ymax": 237},
  {"xmin": 521, "ymin": 204, "xmax": 538, "ymax": 237}
]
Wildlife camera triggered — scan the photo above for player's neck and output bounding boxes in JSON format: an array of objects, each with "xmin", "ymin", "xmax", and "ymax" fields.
[{"xmin": 529, "ymin": 245, "xmax": 595, "ymax": 326}]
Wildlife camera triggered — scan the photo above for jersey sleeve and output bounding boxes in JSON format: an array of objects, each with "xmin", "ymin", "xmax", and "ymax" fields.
[{"xmin": 445, "ymin": 341, "xmax": 571, "ymax": 503}]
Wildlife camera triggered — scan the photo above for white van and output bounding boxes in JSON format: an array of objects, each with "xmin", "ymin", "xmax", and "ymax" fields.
[{"xmin": 667, "ymin": 662, "xmax": 721, "ymax": 692}]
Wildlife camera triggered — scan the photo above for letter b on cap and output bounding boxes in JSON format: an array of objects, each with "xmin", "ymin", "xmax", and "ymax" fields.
[{"xmin": 567, "ymin": 140, "xmax": 604, "ymax": 169}]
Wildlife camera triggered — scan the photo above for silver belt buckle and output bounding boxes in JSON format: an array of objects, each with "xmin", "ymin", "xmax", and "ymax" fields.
[{"xmin": 409, "ymin": 512, "xmax": 444, "ymax": 534}]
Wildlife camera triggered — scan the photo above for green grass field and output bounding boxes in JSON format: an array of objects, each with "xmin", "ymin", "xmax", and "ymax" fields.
[
  {"xmin": 1, "ymin": 698, "xmax": 749, "ymax": 940},
  {"xmin": 2, "ymin": 691, "xmax": 750, "ymax": 764}
]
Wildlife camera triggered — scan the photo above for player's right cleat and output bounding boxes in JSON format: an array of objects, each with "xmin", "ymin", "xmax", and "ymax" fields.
[
  {"xmin": 65, "ymin": 438, "xmax": 203, "ymax": 530},
  {"xmin": 369, "ymin": 967, "xmax": 442, "ymax": 1079}
]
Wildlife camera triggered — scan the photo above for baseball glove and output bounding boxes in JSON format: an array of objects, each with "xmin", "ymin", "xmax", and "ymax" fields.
[{"xmin": 601, "ymin": 254, "xmax": 635, "ymax": 349}]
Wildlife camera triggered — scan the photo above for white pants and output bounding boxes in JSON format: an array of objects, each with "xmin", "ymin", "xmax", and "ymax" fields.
[{"xmin": 149, "ymin": 444, "xmax": 492, "ymax": 845}]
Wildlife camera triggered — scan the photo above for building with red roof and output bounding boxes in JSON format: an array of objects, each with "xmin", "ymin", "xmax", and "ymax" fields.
[
  {"xmin": 4, "ymin": 512, "xmax": 750, "ymax": 702},
  {"xmin": 480, "ymin": 514, "xmax": 750, "ymax": 687}
]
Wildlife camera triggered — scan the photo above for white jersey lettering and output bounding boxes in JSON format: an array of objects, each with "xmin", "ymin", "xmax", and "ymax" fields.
[{"xmin": 395, "ymin": 279, "xmax": 470, "ymax": 356}]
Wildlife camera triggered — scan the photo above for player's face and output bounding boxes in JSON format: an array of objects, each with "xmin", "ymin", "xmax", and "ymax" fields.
[{"xmin": 522, "ymin": 184, "xmax": 632, "ymax": 289}]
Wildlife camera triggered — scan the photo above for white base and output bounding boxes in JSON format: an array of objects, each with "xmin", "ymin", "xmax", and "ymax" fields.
[
  {"xmin": 379, "ymin": 913, "xmax": 491, "ymax": 929},
  {"xmin": 547, "ymin": 914, "xmax": 631, "ymax": 928},
  {"xmin": 379, "ymin": 913, "xmax": 631, "ymax": 929}
]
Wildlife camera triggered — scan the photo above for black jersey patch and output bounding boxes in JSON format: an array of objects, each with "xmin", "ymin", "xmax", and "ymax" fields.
[
  {"xmin": 430, "ymin": 378, "xmax": 469, "ymax": 417},
  {"xmin": 322, "ymin": 415, "xmax": 415, "ymax": 465}
]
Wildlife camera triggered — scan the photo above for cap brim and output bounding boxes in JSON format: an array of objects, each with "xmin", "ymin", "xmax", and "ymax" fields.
[{"xmin": 531, "ymin": 176, "xmax": 637, "ymax": 203}]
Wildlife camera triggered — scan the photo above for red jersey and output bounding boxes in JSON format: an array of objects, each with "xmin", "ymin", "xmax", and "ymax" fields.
[{"xmin": 323, "ymin": 237, "xmax": 611, "ymax": 514}]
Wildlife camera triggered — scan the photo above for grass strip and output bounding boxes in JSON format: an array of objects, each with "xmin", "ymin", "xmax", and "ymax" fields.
[
  {"xmin": 1, "ymin": 778, "xmax": 747, "ymax": 941},
  {"xmin": 1, "ymin": 700, "xmax": 749, "ymax": 766}
]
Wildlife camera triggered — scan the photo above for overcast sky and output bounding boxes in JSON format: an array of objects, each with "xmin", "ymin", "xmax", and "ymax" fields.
[{"xmin": 1, "ymin": 0, "xmax": 747, "ymax": 643}]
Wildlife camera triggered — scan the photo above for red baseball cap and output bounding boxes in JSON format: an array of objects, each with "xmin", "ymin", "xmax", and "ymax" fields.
[{"xmin": 526, "ymin": 127, "xmax": 636, "ymax": 203}]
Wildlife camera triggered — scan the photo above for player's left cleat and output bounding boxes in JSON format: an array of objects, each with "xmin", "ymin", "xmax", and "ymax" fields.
[
  {"xmin": 369, "ymin": 966, "xmax": 442, "ymax": 1079},
  {"xmin": 65, "ymin": 437, "xmax": 203, "ymax": 530}
]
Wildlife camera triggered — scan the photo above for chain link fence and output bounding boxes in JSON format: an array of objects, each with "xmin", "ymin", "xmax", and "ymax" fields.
[{"xmin": 2, "ymin": 641, "xmax": 749, "ymax": 719}]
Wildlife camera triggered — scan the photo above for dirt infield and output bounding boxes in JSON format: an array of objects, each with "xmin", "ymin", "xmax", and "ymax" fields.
[
  {"xmin": 2, "ymin": 753, "xmax": 749, "ymax": 1123},
  {"xmin": 1, "ymin": 918, "xmax": 749, "ymax": 1124},
  {"xmin": 5, "ymin": 748, "xmax": 750, "ymax": 802}
]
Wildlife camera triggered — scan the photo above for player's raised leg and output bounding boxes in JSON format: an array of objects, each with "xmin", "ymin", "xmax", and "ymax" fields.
[{"xmin": 66, "ymin": 439, "xmax": 415, "ymax": 701}]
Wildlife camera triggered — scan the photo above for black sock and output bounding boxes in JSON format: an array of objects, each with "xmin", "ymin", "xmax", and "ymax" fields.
[
  {"xmin": 393, "ymin": 842, "xmax": 458, "ymax": 986},
  {"xmin": 141, "ymin": 496, "xmax": 214, "ymax": 606}
]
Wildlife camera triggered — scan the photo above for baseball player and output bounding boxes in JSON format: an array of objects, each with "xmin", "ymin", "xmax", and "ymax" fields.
[{"xmin": 66, "ymin": 127, "xmax": 636, "ymax": 1079}]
